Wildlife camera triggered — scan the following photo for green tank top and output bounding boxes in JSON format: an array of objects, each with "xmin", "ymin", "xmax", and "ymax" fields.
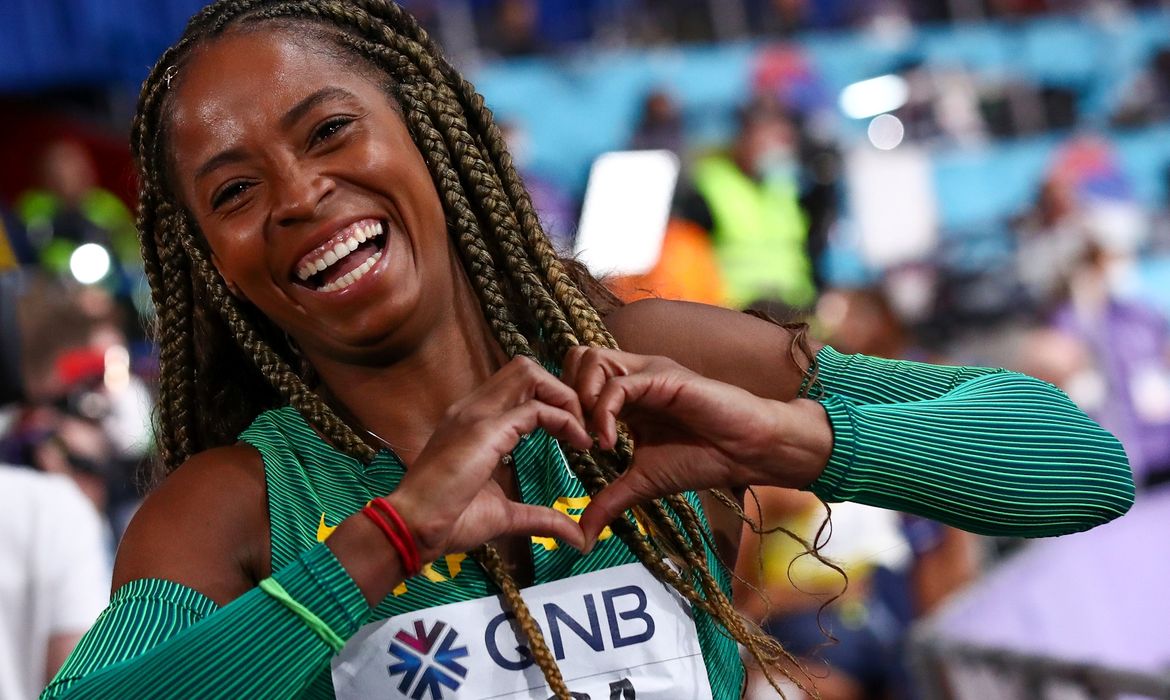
[{"xmin": 240, "ymin": 406, "xmax": 744, "ymax": 698}]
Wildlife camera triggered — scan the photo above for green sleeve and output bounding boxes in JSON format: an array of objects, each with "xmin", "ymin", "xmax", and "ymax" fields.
[
  {"xmin": 804, "ymin": 347, "xmax": 1135, "ymax": 538},
  {"xmin": 42, "ymin": 543, "xmax": 369, "ymax": 699},
  {"xmin": 807, "ymin": 345, "xmax": 1007, "ymax": 404}
]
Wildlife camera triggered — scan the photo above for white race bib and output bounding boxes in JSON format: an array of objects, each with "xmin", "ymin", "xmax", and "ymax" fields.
[{"xmin": 331, "ymin": 563, "xmax": 714, "ymax": 700}]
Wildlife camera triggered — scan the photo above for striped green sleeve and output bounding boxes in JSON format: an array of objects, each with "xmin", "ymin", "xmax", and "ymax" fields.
[
  {"xmin": 805, "ymin": 347, "xmax": 1135, "ymax": 538},
  {"xmin": 42, "ymin": 543, "xmax": 368, "ymax": 699},
  {"xmin": 809, "ymin": 345, "xmax": 1007, "ymax": 404}
]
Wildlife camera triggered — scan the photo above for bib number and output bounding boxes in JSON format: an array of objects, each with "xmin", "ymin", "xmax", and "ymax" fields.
[{"xmin": 331, "ymin": 563, "xmax": 714, "ymax": 700}]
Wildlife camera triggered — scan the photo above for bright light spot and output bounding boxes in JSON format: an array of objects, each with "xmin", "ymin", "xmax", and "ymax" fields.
[
  {"xmin": 70, "ymin": 244, "xmax": 111, "ymax": 284},
  {"xmin": 839, "ymin": 74, "xmax": 909, "ymax": 120},
  {"xmin": 867, "ymin": 114, "xmax": 905, "ymax": 150}
]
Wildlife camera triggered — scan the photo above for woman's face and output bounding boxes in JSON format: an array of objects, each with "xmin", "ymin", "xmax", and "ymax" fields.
[{"xmin": 167, "ymin": 26, "xmax": 457, "ymax": 363}]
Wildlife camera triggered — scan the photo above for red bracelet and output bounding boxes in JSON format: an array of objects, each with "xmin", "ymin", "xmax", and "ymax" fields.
[
  {"xmin": 370, "ymin": 497, "xmax": 422, "ymax": 575},
  {"xmin": 369, "ymin": 496, "xmax": 421, "ymax": 573},
  {"xmin": 361, "ymin": 504, "xmax": 421, "ymax": 577}
]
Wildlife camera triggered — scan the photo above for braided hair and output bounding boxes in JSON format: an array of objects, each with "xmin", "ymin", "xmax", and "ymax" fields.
[{"xmin": 133, "ymin": 1, "xmax": 817, "ymax": 696}]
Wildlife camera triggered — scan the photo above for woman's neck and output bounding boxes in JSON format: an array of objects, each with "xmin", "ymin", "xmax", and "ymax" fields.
[{"xmin": 308, "ymin": 292, "xmax": 510, "ymax": 463}]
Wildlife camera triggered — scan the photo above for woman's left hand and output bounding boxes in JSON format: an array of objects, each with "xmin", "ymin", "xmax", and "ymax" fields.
[{"xmin": 561, "ymin": 346, "xmax": 832, "ymax": 547}]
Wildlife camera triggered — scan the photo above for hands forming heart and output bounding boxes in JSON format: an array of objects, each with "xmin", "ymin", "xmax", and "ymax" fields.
[{"xmin": 388, "ymin": 349, "xmax": 832, "ymax": 562}]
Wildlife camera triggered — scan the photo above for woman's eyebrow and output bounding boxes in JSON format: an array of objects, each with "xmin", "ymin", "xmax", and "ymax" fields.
[
  {"xmin": 279, "ymin": 86, "xmax": 355, "ymax": 131},
  {"xmin": 195, "ymin": 87, "xmax": 357, "ymax": 183}
]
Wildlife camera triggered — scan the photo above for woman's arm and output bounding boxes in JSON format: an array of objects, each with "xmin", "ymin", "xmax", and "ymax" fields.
[
  {"xmin": 809, "ymin": 371, "xmax": 1133, "ymax": 536},
  {"xmin": 44, "ymin": 544, "xmax": 366, "ymax": 699},
  {"xmin": 45, "ymin": 359, "xmax": 594, "ymax": 697},
  {"xmin": 588, "ymin": 299, "xmax": 1134, "ymax": 541},
  {"xmin": 42, "ymin": 445, "xmax": 391, "ymax": 698}
]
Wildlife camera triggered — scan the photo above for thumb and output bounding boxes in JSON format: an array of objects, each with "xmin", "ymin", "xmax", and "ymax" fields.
[
  {"xmin": 501, "ymin": 502, "xmax": 587, "ymax": 552},
  {"xmin": 579, "ymin": 469, "xmax": 652, "ymax": 551}
]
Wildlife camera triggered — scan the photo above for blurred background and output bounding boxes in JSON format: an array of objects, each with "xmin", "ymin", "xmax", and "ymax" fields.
[{"xmin": 3, "ymin": 0, "xmax": 1170, "ymax": 698}]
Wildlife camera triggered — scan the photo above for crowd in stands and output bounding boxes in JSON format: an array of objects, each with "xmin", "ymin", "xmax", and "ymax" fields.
[
  {"xmin": 4, "ymin": 2, "xmax": 1170, "ymax": 698},
  {"xmin": 423, "ymin": 0, "xmax": 1170, "ymax": 57}
]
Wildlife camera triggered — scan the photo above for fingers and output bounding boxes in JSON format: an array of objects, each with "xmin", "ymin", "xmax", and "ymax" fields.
[
  {"xmin": 458, "ymin": 356, "xmax": 587, "ymax": 430},
  {"xmin": 490, "ymin": 400, "xmax": 593, "ymax": 453},
  {"xmin": 590, "ymin": 374, "xmax": 659, "ymax": 450},
  {"xmin": 500, "ymin": 502, "xmax": 586, "ymax": 552},
  {"xmin": 562, "ymin": 346, "xmax": 632, "ymax": 412}
]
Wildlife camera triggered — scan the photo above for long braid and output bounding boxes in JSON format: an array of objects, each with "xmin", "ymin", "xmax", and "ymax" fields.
[
  {"xmin": 323, "ymin": 24, "xmax": 737, "ymax": 690},
  {"xmin": 239, "ymin": 6, "xmax": 574, "ymax": 691},
  {"xmin": 338, "ymin": 29, "xmax": 582, "ymax": 355},
  {"xmin": 351, "ymin": 0, "xmax": 609, "ymax": 349},
  {"xmin": 134, "ymin": 2, "xmax": 811, "ymax": 697},
  {"xmin": 184, "ymin": 231, "xmax": 377, "ymax": 463},
  {"xmin": 424, "ymin": 25, "xmax": 810, "ymax": 691}
]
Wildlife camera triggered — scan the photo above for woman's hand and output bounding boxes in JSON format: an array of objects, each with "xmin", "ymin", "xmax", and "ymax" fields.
[
  {"xmin": 386, "ymin": 357, "xmax": 594, "ymax": 564},
  {"xmin": 561, "ymin": 346, "xmax": 832, "ymax": 546}
]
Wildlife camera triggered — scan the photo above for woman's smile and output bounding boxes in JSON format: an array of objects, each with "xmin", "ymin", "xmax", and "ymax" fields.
[{"xmin": 293, "ymin": 218, "xmax": 386, "ymax": 293}]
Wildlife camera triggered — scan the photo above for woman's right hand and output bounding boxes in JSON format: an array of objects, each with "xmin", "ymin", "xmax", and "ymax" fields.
[{"xmin": 383, "ymin": 356, "xmax": 594, "ymax": 564}]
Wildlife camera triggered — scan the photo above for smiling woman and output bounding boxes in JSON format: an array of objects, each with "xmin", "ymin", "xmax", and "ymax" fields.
[{"xmin": 38, "ymin": 2, "xmax": 1135, "ymax": 700}]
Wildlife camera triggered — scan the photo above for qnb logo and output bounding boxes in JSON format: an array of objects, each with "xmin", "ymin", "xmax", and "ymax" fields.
[
  {"xmin": 387, "ymin": 620, "xmax": 469, "ymax": 700},
  {"xmin": 486, "ymin": 585, "xmax": 656, "ymax": 671}
]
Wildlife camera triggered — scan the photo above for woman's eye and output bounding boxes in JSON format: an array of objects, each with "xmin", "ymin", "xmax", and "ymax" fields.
[
  {"xmin": 310, "ymin": 116, "xmax": 354, "ymax": 147},
  {"xmin": 211, "ymin": 181, "xmax": 253, "ymax": 210}
]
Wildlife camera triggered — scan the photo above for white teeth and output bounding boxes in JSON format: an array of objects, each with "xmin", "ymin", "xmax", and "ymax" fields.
[
  {"xmin": 296, "ymin": 220, "xmax": 385, "ymax": 285},
  {"xmin": 318, "ymin": 250, "xmax": 383, "ymax": 293}
]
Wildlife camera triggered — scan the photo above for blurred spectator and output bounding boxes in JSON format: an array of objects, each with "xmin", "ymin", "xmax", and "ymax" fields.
[
  {"xmin": 1015, "ymin": 138, "xmax": 1148, "ymax": 314},
  {"xmin": 750, "ymin": 49, "xmax": 842, "ymax": 293},
  {"xmin": 1048, "ymin": 242, "xmax": 1170, "ymax": 488},
  {"xmin": 0, "ymin": 276, "xmax": 152, "ymax": 536},
  {"xmin": 486, "ymin": 0, "xmax": 547, "ymax": 57},
  {"xmin": 689, "ymin": 99, "xmax": 817, "ymax": 311},
  {"xmin": 0, "ymin": 465, "xmax": 110, "ymax": 699},
  {"xmin": 1112, "ymin": 46, "xmax": 1170, "ymax": 128},
  {"xmin": 736, "ymin": 488, "xmax": 912, "ymax": 700},
  {"xmin": 816, "ymin": 287, "xmax": 920, "ymax": 360},
  {"xmin": 629, "ymin": 90, "xmax": 686, "ymax": 156},
  {"xmin": 1014, "ymin": 174, "xmax": 1095, "ymax": 313},
  {"xmin": 14, "ymin": 139, "xmax": 138, "ymax": 284},
  {"xmin": 606, "ymin": 91, "xmax": 728, "ymax": 305}
]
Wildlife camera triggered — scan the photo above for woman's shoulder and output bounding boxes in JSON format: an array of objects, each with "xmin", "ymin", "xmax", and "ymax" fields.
[
  {"xmin": 113, "ymin": 444, "xmax": 270, "ymax": 605},
  {"xmin": 604, "ymin": 298, "xmax": 811, "ymax": 353},
  {"xmin": 602, "ymin": 298, "xmax": 815, "ymax": 399}
]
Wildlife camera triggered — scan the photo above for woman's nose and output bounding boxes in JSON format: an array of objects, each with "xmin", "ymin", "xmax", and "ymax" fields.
[{"xmin": 271, "ymin": 165, "xmax": 333, "ymax": 227}]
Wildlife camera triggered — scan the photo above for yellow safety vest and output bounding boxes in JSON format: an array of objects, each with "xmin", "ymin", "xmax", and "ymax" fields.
[{"xmin": 692, "ymin": 154, "xmax": 815, "ymax": 309}]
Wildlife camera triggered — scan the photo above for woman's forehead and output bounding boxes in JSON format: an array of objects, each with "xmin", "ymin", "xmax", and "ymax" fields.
[
  {"xmin": 167, "ymin": 28, "xmax": 379, "ymax": 169},
  {"xmin": 176, "ymin": 27, "xmax": 352, "ymax": 108}
]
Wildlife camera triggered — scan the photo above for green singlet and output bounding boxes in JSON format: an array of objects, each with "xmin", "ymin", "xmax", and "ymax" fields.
[
  {"xmin": 43, "ymin": 347, "xmax": 1135, "ymax": 699},
  {"xmin": 245, "ymin": 406, "xmax": 742, "ymax": 698}
]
